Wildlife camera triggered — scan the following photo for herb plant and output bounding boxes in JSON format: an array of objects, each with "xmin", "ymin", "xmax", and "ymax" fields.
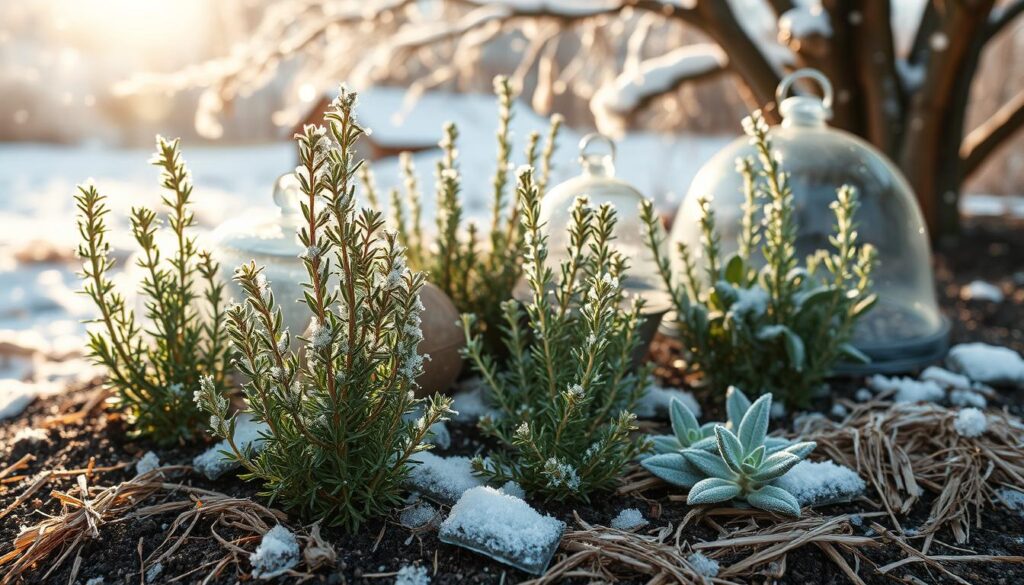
[
  {"xmin": 389, "ymin": 76, "xmax": 563, "ymax": 352},
  {"xmin": 194, "ymin": 87, "xmax": 453, "ymax": 531},
  {"xmin": 460, "ymin": 167, "xmax": 649, "ymax": 500},
  {"xmin": 642, "ymin": 388, "xmax": 816, "ymax": 516},
  {"xmin": 75, "ymin": 137, "xmax": 230, "ymax": 444},
  {"xmin": 641, "ymin": 110, "xmax": 877, "ymax": 407}
]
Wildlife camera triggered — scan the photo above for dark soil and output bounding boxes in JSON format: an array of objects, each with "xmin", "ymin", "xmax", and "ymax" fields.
[{"xmin": 2, "ymin": 220, "xmax": 1023, "ymax": 585}]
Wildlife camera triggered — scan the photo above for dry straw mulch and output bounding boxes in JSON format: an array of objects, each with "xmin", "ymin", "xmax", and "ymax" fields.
[{"xmin": 797, "ymin": 400, "xmax": 1024, "ymax": 546}]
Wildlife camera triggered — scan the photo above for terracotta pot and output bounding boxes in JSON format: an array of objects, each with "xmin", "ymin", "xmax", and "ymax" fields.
[{"xmin": 415, "ymin": 283, "xmax": 464, "ymax": 396}]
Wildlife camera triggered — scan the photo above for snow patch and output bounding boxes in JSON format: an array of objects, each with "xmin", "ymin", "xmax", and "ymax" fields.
[
  {"xmin": 829, "ymin": 403, "xmax": 848, "ymax": 419},
  {"xmin": 499, "ymin": 480, "xmax": 526, "ymax": 500},
  {"xmin": 610, "ymin": 508, "xmax": 648, "ymax": 530},
  {"xmin": 920, "ymin": 366, "xmax": 972, "ymax": 391},
  {"xmin": 135, "ymin": 451, "xmax": 161, "ymax": 476},
  {"xmin": 774, "ymin": 460, "xmax": 866, "ymax": 506},
  {"xmin": 634, "ymin": 382, "xmax": 701, "ymax": 419},
  {"xmin": 12, "ymin": 427, "xmax": 48, "ymax": 445},
  {"xmin": 425, "ymin": 421, "xmax": 451, "ymax": 450},
  {"xmin": 407, "ymin": 452, "xmax": 487, "ymax": 504},
  {"xmin": 947, "ymin": 343, "xmax": 1024, "ymax": 388},
  {"xmin": 192, "ymin": 414, "xmax": 268, "ymax": 480},
  {"xmin": 687, "ymin": 552, "xmax": 720, "ymax": 578},
  {"xmin": 85, "ymin": 578, "xmax": 104, "ymax": 585},
  {"xmin": 953, "ymin": 408, "xmax": 987, "ymax": 438},
  {"xmin": 249, "ymin": 524, "xmax": 300, "ymax": 579},
  {"xmin": 450, "ymin": 379, "xmax": 499, "ymax": 423},
  {"xmin": 145, "ymin": 563, "xmax": 163, "ymax": 584},
  {"xmin": 997, "ymin": 488, "xmax": 1024, "ymax": 514},
  {"xmin": 438, "ymin": 486, "xmax": 564, "ymax": 575},
  {"xmin": 960, "ymin": 280, "xmax": 1004, "ymax": 303},
  {"xmin": 0, "ymin": 379, "xmax": 62, "ymax": 419},
  {"xmin": 866, "ymin": 374, "xmax": 943, "ymax": 403},
  {"xmin": 853, "ymin": 388, "xmax": 873, "ymax": 402},
  {"xmin": 395, "ymin": 564, "xmax": 430, "ymax": 585}
]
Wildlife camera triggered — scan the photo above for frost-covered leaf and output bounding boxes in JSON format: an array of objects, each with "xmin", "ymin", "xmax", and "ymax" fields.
[
  {"xmin": 683, "ymin": 447, "xmax": 733, "ymax": 479},
  {"xmin": 650, "ymin": 435, "xmax": 683, "ymax": 454},
  {"xmin": 747, "ymin": 485, "xmax": 801, "ymax": 516},
  {"xmin": 838, "ymin": 343, "xmax": 870, "ymax": 364},
  {"xmin": 725, "ymin": 386, "xmax": 752, "ymax": 429},
  {"xmin": 641, "ymin": 453, "xmax": 703, "ymax": 488},
  {"xmin": 736, "ymin": 394, "xmax": 771, "ymax": 452},
  {"xmin": 688, "ymin": 477, "xmax": 742, "ymax": 506},
  {"xmin": 670, "ymin": 398, "xmax": 700, "ymax": 446},
  {"xmin": 715, "ymin": 426, "xmax": 745, "ymax": 473},
  {"xmin": 751, "ymin": 451, "xmax": 801, "ymax": 482},
  {"xmin": 781, "ymin": 441, "xmax": 816, "ymax": 459}
]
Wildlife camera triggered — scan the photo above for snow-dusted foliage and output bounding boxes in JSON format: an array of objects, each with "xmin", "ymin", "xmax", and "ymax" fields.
[
  {"xmin": 74, "ymin": 137, "xmax": 231, "ymax": 444},
  {"xmin": 438, "ymin": 486, "xmax": 564, "ymax": 575},
  {"xmin": 249, "ymin": 525, "xmax": 300, "ymax": 579},
  {"xmin": 193, "ymin": 88, "xmax": 452, "ymax": 531},
  {"xmin": 642, "ymin": 110, "xmax": 876, "ymax": 407},
  {"xmin": 461, "ymin": 169, "xmax": 649, "ymax": 500},
  {"xmin": 386, "ymin": 77, "xmax": 562, "ymax": 356}
]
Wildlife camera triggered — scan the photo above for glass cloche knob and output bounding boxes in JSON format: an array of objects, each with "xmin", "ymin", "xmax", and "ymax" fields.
[
  {"xmin": 272, "ymin": 172, "xmax": 304, "ymax": 225},
  {"xmin": 667, "ymin": 68, "xmax": 948, "ymax": 373},
  {"xmin": 539, "ymin": 133, "xmax": 669, "ymax": 307}
]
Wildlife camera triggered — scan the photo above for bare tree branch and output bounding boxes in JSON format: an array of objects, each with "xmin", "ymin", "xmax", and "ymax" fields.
[
  {"xmin": 986, "ymin": 0, "xmax": 1024, "ymax": 40},
  {"xmin": 960, "ymin": 88, "xmax": 1024, "ymax": 177},
  {"xmin": 853, "ymin": 0, "xmax": 902, "ymax": 154}
]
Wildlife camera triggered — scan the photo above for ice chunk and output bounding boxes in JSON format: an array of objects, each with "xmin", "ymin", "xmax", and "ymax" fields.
[
  {"xmin": 610, "ymin": 508, "xmax": 648, "ymax": 530},
  {"xmin": 145, "ymin": 563, "xmax": 163, "ymax": 583},
  {"xmin": 135, "ymin": 451, "xmax": 161, "ymax": 476},
  {"xmin": 400, "ymin": 502, "xmax": 440, "ymax": 529},
  {"xmin": 960, "ymin": 280, "xmax": 1004, "ymax": 303},
  {"xmin": 192, "ymin": 414, "xmax": 268, "ymax": 480},
  {"xmin": 997, "ymin": 488, "xmax": 1024, "ymax": 514},
  {"xmin": 407, "ymin": 452, "xmax": 486, "ymax": 504},
  {"xmin": 953, "ymin": 408, "xmax": 987, "ymax": 438},
  {"xmin": 395, "ymin": 564, "xmax": 430, "ymax": 585},
  {"xmin": 439, "ymin": 486, "xmax": 564, "ymax": 575},
  {"xmin": 634, "ymin": 382, "xmax": 701, "ymax": 419},
  {"xmin": 12, "ymin": 427, "xmax": 48, "ymax": 445},
  {"xmin": 687, "ymin": 552, "xmax": 719, "ymax": 578},
  {"xmin": 866, "ymin": 375, "xmax": 943, "ymax": 403},
  {"xmin": 250, "ymin": 524, "xmax": 299, "ymax": 579},
  {"xmin": 774, "ymin": 460, "xmax": 865, "ymax": 506},
  {"xmin": 947, "ymin": 343, "xmax": 1024, "ymax": 387}
]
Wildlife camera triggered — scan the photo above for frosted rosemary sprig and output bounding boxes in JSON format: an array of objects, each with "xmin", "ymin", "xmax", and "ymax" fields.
[{"xmin": 75, "ymin": 137, "xmax": 230, "ymax": 444}]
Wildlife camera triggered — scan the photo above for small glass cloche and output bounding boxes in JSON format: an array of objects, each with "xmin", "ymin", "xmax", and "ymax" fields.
[
  {"xmin": 667, "ymin": 69, "xmax": 948, "ymax": 373},
  {"xmin": 540, "ymin": 133, "xmax": 667, "ymax": 304},
  {"xmin": 209, "ymin": 173, "xmax": 464, "ymax": 393}
]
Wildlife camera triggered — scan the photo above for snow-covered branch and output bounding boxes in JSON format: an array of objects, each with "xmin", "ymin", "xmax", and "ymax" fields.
[{"xmin": 591, "ymin": 44, "xmax": 727, "ymax": 135}]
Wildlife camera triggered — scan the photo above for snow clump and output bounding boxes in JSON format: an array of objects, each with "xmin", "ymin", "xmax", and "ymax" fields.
[
  {"xmin": 395, "ymin": 565, "xmax": 430, "ymax": 585},
  {"xmin": 687, "ymin": 552, "xmax": 720, "ymax": 578},
  {"xmin": 953, "ymin": 408, "xmax": 988, "ymax": 438},
  {"xmin": 947, "ymin": 343, "xmax": 1024, "ymax": 387},
  {"xmin": 634, "ymin": 382, "xmax": 701, "ymax": 419},
  {"xmin": 774, "ymin": 460, "xmax": 866, "ymax": 506},
  {"xmin": 192, "ymin": 414, "xmax": 268, "ymax": 480},
  {"xmin": 135, "ymin": 451, "xmax": 161, "ymax": 476},
  {"xmin": 960, "ymin": 280, "xmax": 1004, "ymax": 303},
  {"xmin": 249, "ymin": 524, "xmax": 300, "ymax": 579},
  {"xmin": 407, "ymin": 452, "xmax": 487, "ymax": 504},
  {"xmin": 610, "ymin": 508, "xmax": 648, "ymax": 530}
]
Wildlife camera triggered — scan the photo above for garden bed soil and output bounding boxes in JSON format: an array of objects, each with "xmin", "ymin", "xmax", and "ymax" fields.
[{"xmin": 2, "ymin": 220, "xmax": 1023, "ymax": 584}]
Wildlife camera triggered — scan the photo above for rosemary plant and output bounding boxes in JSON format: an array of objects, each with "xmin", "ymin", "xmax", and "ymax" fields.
[
  {"xmin": 194, "ymin": 87, "xmax": 452, "ymax": 531},
  {"xmin": 642, "ymin": 110, "xmax": 877, "ymax": 407},
  {"xmin": 461, "ymin": 168, "xmax": 649, "ymax": 500},
  {"xmin": 75, "ymin": 137, "xmax": 230, "ymax": 444},
  {"xmin": 389, "ymin": 76, "xmax": 563, "ymax": 352}
]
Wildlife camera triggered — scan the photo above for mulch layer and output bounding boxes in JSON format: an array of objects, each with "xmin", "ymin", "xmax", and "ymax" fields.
[{"xmin": 1, "ymin": 219, "xmax": 1022, "ymax": 584}]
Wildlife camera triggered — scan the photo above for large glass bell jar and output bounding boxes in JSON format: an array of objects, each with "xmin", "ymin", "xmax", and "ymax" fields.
[{"xmin": 668, "ymin": 69, "xmax": 948, "ymax": 373}]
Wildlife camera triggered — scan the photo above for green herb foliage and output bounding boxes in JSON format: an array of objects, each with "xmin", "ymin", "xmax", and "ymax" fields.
[
  {"xmin": 194, "ymin": 87, "xmax": 452, "ymax": 532},
  {"xmin": 389, "ymin": 76, "xmax": 563, "ymax": 353},
  {"xmin": 75, "ymin": 137, "xmax": 230, "ymax": 444},
  {"xmin": 641, "ymin": 110, "xmax": 877, "ymax": 407},
  {"xmin": 460, "ymin": 168, "xmax": 649, "ymax": 500}
]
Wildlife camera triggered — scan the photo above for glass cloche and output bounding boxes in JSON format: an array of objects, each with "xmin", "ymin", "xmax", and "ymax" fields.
[
  {"xmin": 210, "ymin": 173, "xmax": 464, "ymax": 393},
  {"xmin": 540, "ymin": 133, "xmax": 667, "ymax": 305},
  {"xmin": 667, "ymin": 69, "xmax": 948, "ymax": 373}
]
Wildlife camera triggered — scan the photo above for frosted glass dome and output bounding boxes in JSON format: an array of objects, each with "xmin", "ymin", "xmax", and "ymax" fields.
[
  {"xmin": 540, "ymin": 133, "xmax": 668, "ymax": 309},
  {"xmin": 668, "ymin": 69, "xmax": 948, "ymax": 373}
]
